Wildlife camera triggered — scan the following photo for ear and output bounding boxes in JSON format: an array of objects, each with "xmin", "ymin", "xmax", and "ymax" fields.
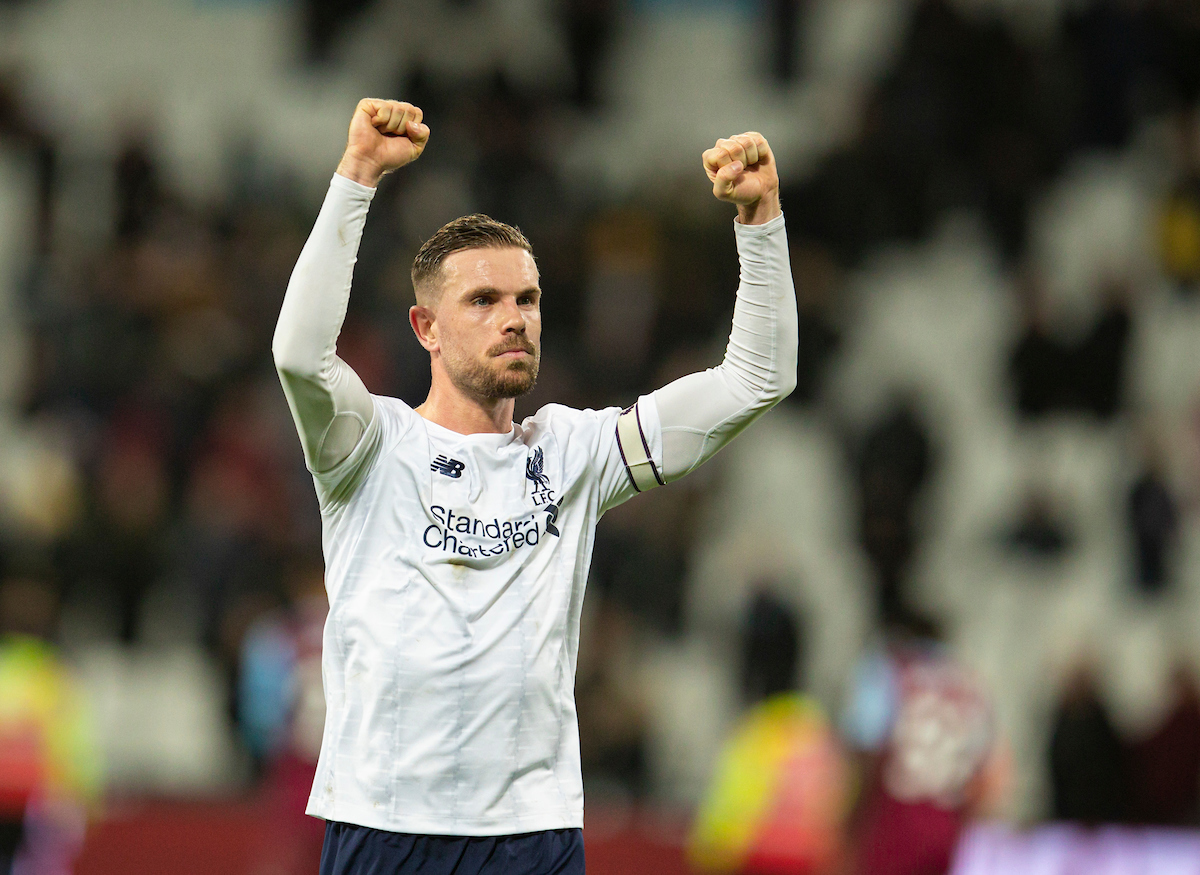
[{"xmin": 410, "ymin": 304, "xmax": 439, "ymax": 353}]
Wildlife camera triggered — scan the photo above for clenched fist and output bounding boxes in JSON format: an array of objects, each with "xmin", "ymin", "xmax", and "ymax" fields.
[
  {"xmin": 336, "ymin": 99, "xmax": 430, "ymax": 188},
  {"xmin": 702, "ymin": 132, "xmax": 780, "ymax": 225}
]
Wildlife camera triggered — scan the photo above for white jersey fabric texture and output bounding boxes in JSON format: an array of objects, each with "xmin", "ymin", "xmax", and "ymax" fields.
[{"xmin": 273, "ymin": 173, "xmax": 797, "ymax": 836}]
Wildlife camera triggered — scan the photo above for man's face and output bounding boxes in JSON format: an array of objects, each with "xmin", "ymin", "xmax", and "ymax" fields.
[{"xmin": 429, "ymin": 246, "xmax": 542, "ymax": 400}]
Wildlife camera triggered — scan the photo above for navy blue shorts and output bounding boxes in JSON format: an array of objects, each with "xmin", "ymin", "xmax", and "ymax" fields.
[{"xmin": 319, "ymin": 821, "xmax": 585, "ymax": 875}]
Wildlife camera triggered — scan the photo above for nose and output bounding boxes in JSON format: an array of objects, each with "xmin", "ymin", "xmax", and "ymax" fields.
[{"xmin": 499, "ymin": 296, "xmax": 526, "ymax": 334}]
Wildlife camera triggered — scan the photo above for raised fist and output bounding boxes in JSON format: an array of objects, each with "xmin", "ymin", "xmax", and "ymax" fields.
[
  {"xmin": 337, "ymin": 99, "xmax": 430, "ymax": 187},
  {"xmin": 702, "ymin": 132, "xmax": 780, "ymax": 224}
]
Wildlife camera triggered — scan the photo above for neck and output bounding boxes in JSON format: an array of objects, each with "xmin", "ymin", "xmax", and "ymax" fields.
[{"xmin": 416, "ymin": 372, "xmax": 516, "ymax": 435}]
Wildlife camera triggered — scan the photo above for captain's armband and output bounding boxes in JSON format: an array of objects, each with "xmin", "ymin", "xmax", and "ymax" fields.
[{"xmin": 615, "ymin": 402, "xmax": 664, "ymax": 494}]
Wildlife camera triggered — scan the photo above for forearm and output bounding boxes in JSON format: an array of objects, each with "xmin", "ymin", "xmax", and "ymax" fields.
[
  {"xmin": 651, "ymin": 212, "xmax": 797, "ymax": 479},
  {"xmin": 272, "ymin": 173, "xmax": 377, "ymax": 472}
]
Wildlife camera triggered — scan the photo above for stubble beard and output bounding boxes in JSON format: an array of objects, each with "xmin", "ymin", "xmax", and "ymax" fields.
[{"xmin": 443, "ymin": 338, "xmax": 540, "ymax": 401}]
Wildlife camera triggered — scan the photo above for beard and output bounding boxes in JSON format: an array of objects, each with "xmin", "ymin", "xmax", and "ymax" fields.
[{"xmin": 442, "ymin": 335, "xmax": 540, "ymax": 400}]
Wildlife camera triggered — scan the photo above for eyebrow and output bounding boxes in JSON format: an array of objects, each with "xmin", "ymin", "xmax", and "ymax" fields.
[{"xmin": 462, "ymin": 286, "xmax": 541, "ymax": 298}]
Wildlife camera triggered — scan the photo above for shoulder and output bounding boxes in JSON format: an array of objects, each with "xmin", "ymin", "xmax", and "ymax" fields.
[
  {"xmin": 310, "ymin": 395, "xmax": 421, "ymax": 507},
  {"xmin": 370, "ymin": 394, "xmax": 423, "ymax": 443},
  {"xmin": 520, "ymin": 402, "xmax": 622, "ymax": 443}
]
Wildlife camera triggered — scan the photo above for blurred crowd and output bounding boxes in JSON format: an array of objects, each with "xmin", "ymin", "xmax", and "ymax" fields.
[{"xmin": 4, "ymin": 0, "xmax": 1200, "ymax": 873}]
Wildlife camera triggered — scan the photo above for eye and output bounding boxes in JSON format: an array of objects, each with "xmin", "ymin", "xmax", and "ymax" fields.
[{"xmin": 472, "ymin": 296, "xmax": 492, "ymax": 306}]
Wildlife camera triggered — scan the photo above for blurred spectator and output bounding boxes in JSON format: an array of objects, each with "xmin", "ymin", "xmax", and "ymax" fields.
[
  {"xmin": 581, "ymin": 208, "xmax": 663, "ymax": 397},
  {"xmin": 557, "ymin": 0, "xmax": 621, "ymax": 108},
  {"xmin": 1004, "ymin": 489, "xmax": 1072, "ymax": 562},
  {"xmin": 299, "ymin": 0, "xmax": 375, "ymax": 65},
  {"xmin": 174, "ymin": 379, "xmax": 292, "ymax": 657},
  {"xmin": 1157, "ymin": 112, "xmax": 1200, "ymax": 295},
  {"xmin": 469, "ymin": 72, "xmax": 568, "ymax": 239},
  {"xmin": 587, "ymin": 341, "xmax": 710, "ymax": 633},
  {"xmin": 1149, "ymin": 1, "xmax": 1200, "ymax": 114},
  {"xmin": 690, "ymin": 581, "xmax": 820, "ymax": 872},
  {"xmin": 1048, "ymin": 663, "xmax": 1127, "ymax": 824},
  {"xmin": 0, "ymin": 560, "xmax": 100, "ymax": 875},
  {"xmin": 575, "ymin": 600, "xmax": 648, "ymax": 798},
  {"xmin": 854, "ymin": 395, "xmax": 934, "ymax": 623},
  {"xmin": 653, "ymin": 197, "xmax": 734, "ymax": 366},
  {"xmin": 1127, "ymin": 662, "xmax": 1200, "ymax": 826},
  {"xmin": 785, "ymin": 0, "xmax": 1068, "ymax": 266},
  {"xmin": 239, "ymin": 554, "xmax": 327, "ymax": 875},
  {"xmin": 787, "ymin": 242, "xmax": 840, "ymax": 407},
  {"xmin": 588, "ymin": 466, "xmax": 700, "ymax": 635},
  {"xmin": 841, "ymin": 612, "xmax": 1001, "ymax": 875},
  {"xmin": 1061, "ymin": 0, "xmax": 1155, "ymax": 151},
  {"xmin": 690, "ymin": 696, "xmax": 848, "ymax": 875},
  {"xmin": 1009, "ymin": 271, "xmax": 1071, "ymax": 419},
  {"xmin": 114, "ymin": 132, "xmax": 160, "ymax": 244},
  {"xmin": 1074, "ymin": 280, "xmax": 1132, "ymax": 419},
  {"xmin": 1009, "ymin": 275, "xmax": 1131, "ymax": 422},
  {"xmin": 0, "ymin": 70, "xmax": 56, "ymax": 264},
  {"xmin": 0, "ymin": 416, "xmax": 82, "ymax": 549},
  {"xmin": 740, "ymin": 585, "xmax": 804, "ymax": 708},
  {"xmin": 64, "ymin": 410, "xmax": 170, "ymax": 644},
  {"xmin": 765, "ymin": 0, "xmax": 808, "ymax": 84},
  {"xmin": 1126, "ymin": 440, "xmax": 1179, "ymax": 596}
]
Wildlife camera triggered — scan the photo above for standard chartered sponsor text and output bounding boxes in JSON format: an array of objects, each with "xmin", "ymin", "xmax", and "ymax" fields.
[{"xmin": 423, "ymin": 505, "xmax": 544, "ymax": 558}]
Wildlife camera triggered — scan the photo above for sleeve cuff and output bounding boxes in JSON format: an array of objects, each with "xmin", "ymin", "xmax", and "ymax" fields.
[
  {"xmin": 733, "ymin": 211, "xmax": 786, "ymax": 237},
  {"xmin": 330, "ymin": 172, "xmax": 379, "ymax": 200}
]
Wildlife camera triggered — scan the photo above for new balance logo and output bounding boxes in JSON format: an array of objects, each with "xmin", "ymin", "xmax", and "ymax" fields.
[{"xmin": 431, "ymin": 455, "xmax": 466, "ymax": 478}]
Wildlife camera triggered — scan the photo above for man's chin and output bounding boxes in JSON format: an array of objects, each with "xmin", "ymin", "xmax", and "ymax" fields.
[
  {"xmin": 492, "ymin": 369, "xmax": 538, "ymax": 399},
  {"xmin": 451, "ymin": 360, "xmax": 539, "ymax": 400}
]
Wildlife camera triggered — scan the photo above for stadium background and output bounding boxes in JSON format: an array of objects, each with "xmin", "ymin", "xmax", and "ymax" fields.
[{"xmin": 3, "ymin": 0, "xmax": 1200, "ymax": 872}]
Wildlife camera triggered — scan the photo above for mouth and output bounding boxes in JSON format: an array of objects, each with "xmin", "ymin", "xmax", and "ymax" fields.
[{"xmin": 490, "ymin": 340, "xmax": 536, "ymax": 359}]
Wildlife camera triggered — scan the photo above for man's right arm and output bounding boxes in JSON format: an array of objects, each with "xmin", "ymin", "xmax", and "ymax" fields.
[
  {"xmin": 272, "ymin": 174, "xmax": 378, "ymax": 473},
  {"xmin": 272, "ymin": 99, "xmax": 429, "ymax": 474}
]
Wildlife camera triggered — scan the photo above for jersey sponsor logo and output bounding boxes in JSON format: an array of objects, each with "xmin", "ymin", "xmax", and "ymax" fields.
[
  {"xmin": 424, "ymin": 505, "xmax": 543, "ymax": 557},
  {"xmin": 431, "ymin": 455, "xmax": 466, "ymax": 478}
]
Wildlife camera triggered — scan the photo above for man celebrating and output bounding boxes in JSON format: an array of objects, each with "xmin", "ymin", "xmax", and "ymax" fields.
[{"xmin": 273, "ymin": 99, "xmax": 797, "ymax": 875}]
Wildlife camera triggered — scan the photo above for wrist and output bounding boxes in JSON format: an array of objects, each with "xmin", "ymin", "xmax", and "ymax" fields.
[
  {"xmin": 736, "ymin": 190, "xmax": 782, "ymax": 225},
  {"xmin": 336, "ymin": 152, "xmax": 384, "ymax": 188}
]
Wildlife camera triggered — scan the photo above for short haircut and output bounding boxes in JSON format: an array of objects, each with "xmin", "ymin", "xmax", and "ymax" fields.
[{"xmin": 411, "ymin": 214, "xmax": 533, "ymax": 305}]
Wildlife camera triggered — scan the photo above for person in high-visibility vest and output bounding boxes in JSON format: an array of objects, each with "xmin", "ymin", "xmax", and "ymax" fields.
[{"xmin": 0, "ymin": 567, "xmax": 101, "ymax": 875}]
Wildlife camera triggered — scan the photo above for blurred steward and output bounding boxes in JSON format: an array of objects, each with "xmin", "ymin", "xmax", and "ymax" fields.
[
  {"xmin": 689, "ymin": 587, "xmax": 849, "ymax": 875},
  {"xmin": 239, "ymin": 554, "xmax": 327, "ymax": 875},
  {"xmin": 840, "ymin": 612, "xmax": 1004, "ymax": 875},
  {"xmin": 0, "ymin": 558, "xmax": 100, "ymax": 875}
]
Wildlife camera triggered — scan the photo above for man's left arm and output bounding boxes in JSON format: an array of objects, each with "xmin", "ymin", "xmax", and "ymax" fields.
[{"xmin": 611, "ymin": 133, "xmax": 797, "ymax": 494}]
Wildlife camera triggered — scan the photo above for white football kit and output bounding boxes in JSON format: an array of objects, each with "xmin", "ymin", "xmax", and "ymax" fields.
[{"xmin": 273, "ymin": 174, "xmax": 797, "ymax": 836}]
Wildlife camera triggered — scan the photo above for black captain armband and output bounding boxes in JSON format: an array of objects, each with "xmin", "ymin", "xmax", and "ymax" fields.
[{"xmin": 615, "ymin": 402, "xmax": 664, "ymax": 493}]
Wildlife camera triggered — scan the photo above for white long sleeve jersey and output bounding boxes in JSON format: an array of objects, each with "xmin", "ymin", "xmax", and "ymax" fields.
[{"xmin": 272, "ymin": 174, "xmax": 797, "ymax": 836}]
